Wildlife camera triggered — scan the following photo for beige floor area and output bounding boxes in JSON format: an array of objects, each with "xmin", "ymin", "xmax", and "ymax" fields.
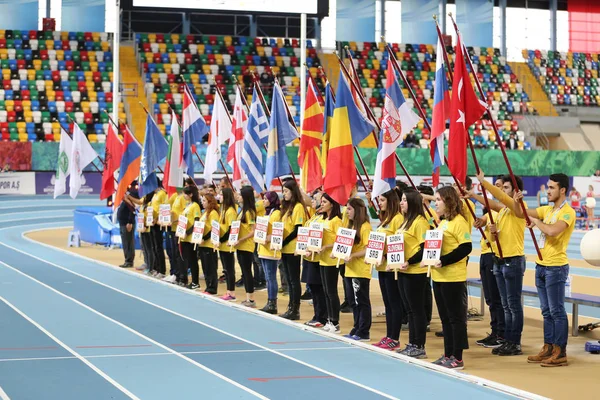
[{"xmin": 27, "ymin": 228, "xmax": 600, "ymax": 399}]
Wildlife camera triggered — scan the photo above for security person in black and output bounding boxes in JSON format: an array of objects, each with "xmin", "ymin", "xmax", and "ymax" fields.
[{"xmin": 118, "ymin": 183, "xmax": 139, "ymax": 268}]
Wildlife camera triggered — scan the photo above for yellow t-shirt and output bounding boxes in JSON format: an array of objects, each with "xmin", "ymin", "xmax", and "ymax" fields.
[
  {"xmin": 461, "ymin": 199, "xmax": 475, "ymax": 232},
  {"xmin": 180, "ymin": 202, "xmax": 201, "ymax": 243},
  {"xmin": 139, "ymin": 203, "xmax": 148, "ymax": 233},
  {"xmin": 431, "ymin": 215, "xmax": 471, "ymax": 283},
  {"xmin": 536, "ymin": 203, "xmax": 576, "ymax": 267},
  {"xmin": 256, "ymin": 200, "xmax": 266, "ymax": 217},
  {"xmin": 480, "ymin": 210, "xmax": 498, "ymax": 255},
  {"xmin": 345, "ymin": 221, "xmax": 372, "ymax": 279},
  {"xmin": 319, "ymin": 216, "xmax": 343, "ymax": 267},
  {"xmin": 282, "ymin": 202, "xmax": 306, "ymax": 254},
  {"xmin": 170, "ymin": 193, "xmax": 186, "ymax": 232},
  {"xmin": 235, "ymin": 210, "xmax": 256, "ymax": 253},
  {"xmin": 398, "ymin": 215, "xmax": 429, "ymax": 274},
  {"xmin": 199, "ymin": 209, "xmax": 219, "ymax": 248},
  {"xmin": 495, "ymin": 204, "xmax": 527, "ymax": 258},
  {"xmin": 258, "ymin": 210, "xmax": 282, "ymax": 259},
  {"xmin": 376, "ymin": 213, "xmax": 404, "ymax": 272},
  {"xmin": 151, "ymin": 189, "xmax": 168, "ymax": 221},
  {"xmin": 219, "ymin": 206, "xmax": 238, "ymax": 253}
]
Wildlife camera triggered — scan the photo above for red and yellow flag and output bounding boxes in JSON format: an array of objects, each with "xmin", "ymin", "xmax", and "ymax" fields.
[{"xmin": 298, "ymin": 76, "xmax": 324, "ymax": 193}]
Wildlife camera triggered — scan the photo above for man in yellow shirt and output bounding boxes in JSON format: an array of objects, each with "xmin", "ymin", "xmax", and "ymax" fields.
[
  {"xmin": 149, "ymin": 181, "xmax": 168, "ymax": 278},
  {"xmin": 513, "ymin": 173, "xmax": 575, "ymax": 368}
]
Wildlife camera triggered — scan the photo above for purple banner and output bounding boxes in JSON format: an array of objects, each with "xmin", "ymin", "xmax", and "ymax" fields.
[{"xmin": 36, "ymin": 172, "xmax": 103, "ymax": 196}]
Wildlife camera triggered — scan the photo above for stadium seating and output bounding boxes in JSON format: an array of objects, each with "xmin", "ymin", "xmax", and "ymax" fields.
[
  {"xmin": 524, "ymin": 49, "xmax": 600, "ymax": 107},
  {"xmin": 0, "ymin": 29, "xmax": 125, "ymax": 143},
  {"xmin": 136, "ymin": 33, "xmax": 322, "ymax": 134}
]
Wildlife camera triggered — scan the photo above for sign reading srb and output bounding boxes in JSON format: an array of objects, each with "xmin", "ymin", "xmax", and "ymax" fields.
[{"xmin": 364, "ymin": 231, "xmax": 385, "ymax": 265}]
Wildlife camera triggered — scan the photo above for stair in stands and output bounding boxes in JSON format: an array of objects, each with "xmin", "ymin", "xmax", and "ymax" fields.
[
  {"xmin": 510, "ymin": 61, "xmax": 558, "ymax": 117},
  {"xmin": 120, "ymin": 44, "xmax": 149, "ymax": 142}
]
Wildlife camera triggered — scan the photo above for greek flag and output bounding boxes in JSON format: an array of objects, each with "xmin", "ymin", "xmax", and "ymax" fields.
[{"xmin": 241, "ymin": 87, "xmax": 269, "ymax": 192}]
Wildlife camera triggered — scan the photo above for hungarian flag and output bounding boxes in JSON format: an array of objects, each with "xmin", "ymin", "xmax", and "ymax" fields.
[
  {"xmin": 100, "ymin": 123, "xmax": 123, "ymax": 200},
  {"xmin": 164, "ymin": 110, "xmax": 183, "ymax": 197},
  {"xmin": 298, "ymin": 75, "xmax": 324, "ymax": 193}
]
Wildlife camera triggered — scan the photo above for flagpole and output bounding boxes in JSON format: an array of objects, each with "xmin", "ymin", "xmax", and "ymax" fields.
[
  {"xmin": 447, "ymin": 13, "xmax": 542, "ymax": 260},
  {"xmin": 165, "ymin": 101, "xmax": 205, "ymax": 171},
  {"xmin": 137, "ymin": 102, "xmax": 166, "ymax": 175},
  {"xmin": 63, "ymin": 115, "xmax": 108, "ymax": 175},
  {"xmin": 272, "ymin": 77, "xmax": 299, "ymax": 182}
]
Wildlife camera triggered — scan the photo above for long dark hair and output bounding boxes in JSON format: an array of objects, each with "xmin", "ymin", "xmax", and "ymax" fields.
[
  {"xmin": 318, "ymin": 192, "xmax": 342, "ymax": 220},
  {"xmin": 239, "ymin": 186, "xmax": 256, "ymax": 223},
  {"xmin": 183, "ymin": 185, "xmax": 200, "ymax": 205},
  {"xmin": 378, "ymin": 189, "xmax": 401, "ymax": 227},
  {"xmin": 401, "ymin": 189, "xmax": 425, "ymax": 231},
  {"xmin": 437, "ymin": 186, "xmax": 463, "ymax": 221},
  {"xmin": 347, "ymin": 198, "xmax": 369, "ymax": 243},
  {"xmin": 280, "ymin": 180, "xmax": 305, "ymax": 217},
  {"xmin": 221, "ymin": 187, "xmax": 236, "ymax": 216},
  {"xmin": 264, "ymin": 191, "xmax": 280, "ymax": 215},
  {"xmin": 142, "ymin": 191, "xmax": 154, "ymax": 205}
]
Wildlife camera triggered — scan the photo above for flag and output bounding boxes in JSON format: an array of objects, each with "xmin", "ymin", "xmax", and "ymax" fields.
[
  {"xmin": 165, "ymin": 110, "xmax": 183, "ymax": 197},
  {"xmin": 54, "ymin": 126, "xmax": 72, "ymax": 198},
  {"xmin": 372, "ymin": 60, "xmax": 421, "ymax": 197},
  {"xmin": 265, "ymin": 81, "xmax": 299, "ymax": 187},
  {"xmin": 227, "ymin": 86, "xmax": 248, "ymax": 190},
  {"xmin": 182, "ymin": 85, "xmax": 209, "ymax": 177},
  {"xmin": 448, "ymin": 34, "xmax": 487, "ymax": 184},
  {"xmin": 69, "ymin": 124, "xmax": 98, "ymax": 198},
  {"xmin": 320, "ymin": 81, "xmax": 335, "ymax": 175},
  {"xmin": 114, "ymin": 125, "xmax": 142, "ymax": 207},
  {"xmin": 323, "ymin": 71, "xmax": 374, "ymax": 205},
  {"xmin": 140, "ymin": 113, "xmax": 169, "ymax": 196},
  {"xmin": 347, "ymin": 55, "xmax": 377, "ymax": 148},
  {"xmin": 430, "ymin": 36, "xmax": 451, "ymax": 187},
  {"xmin": 241, "ymin": 86, "xmax": 269, "ymax": 192},
  {"xmin": 100, "ymin": 123, "xmax": 123, "ymax": 200},
  {"xmin": 298, "ymin": 75, "xmax": 324, "ymax": 193},
  {"xmin": 204, "ymin": 90, "xmax": 232, "ymax": 184}
]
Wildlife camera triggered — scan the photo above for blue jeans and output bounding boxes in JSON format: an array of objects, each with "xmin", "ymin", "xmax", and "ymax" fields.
[
  {"xmin": 261, "ymin": 258, "xmax": 279, "ymax": 300},
  {"xmin": 494, "ymin": 256, "xmax": 526, "ymax": 344},
  {"xmin": 536, "ymin": 264, "xmax": 569, "ymax": 347}
]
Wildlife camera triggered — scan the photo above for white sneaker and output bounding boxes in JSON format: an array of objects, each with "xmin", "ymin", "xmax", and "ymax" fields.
[
  {"xmin": 322, "ymin": 322, "xmax": 333, "ymax": 332},
  {"xmin": 330, "ymin": 324, "xmax": 341, "ymax": 334},
  {"xmin": 156, "ymin": 273, "xmax": 165, "ymax": 279},
  {"xmin": 164, "ymin": 275, "xmax": 177, "ymax": 283}
]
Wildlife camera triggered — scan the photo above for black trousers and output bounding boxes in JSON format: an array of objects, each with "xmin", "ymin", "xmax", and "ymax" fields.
[
  {"xmin": 345, "ymin": 277, "xmax": 372, "ymax": 338},
  {"xmin": 167, "ymin": 231, "xmax": 183, "ymax": 277},
  {"xmin": 398, "ymin": 273, "xmax": 429, "ymax": 347},
  {"xmin": 304, "ymin": 260, "xmax": 327, "ymax": 324},
  {"xmin": 320, "ymin": 265, "xmax": 343, "ymax": 325},
  {"xmin": 480, "ymin": 252, "xmax": 505, "ymax": 337},
  {"xmin": 378, "ymin": 271, "xmax": 403, "ymax": 341},
  {"xmin": 425, "ymin": 276, "xmax": 433, "ymax": 324},
  {"xmin": 199, "ymin": 247, "xmax": 218, "ymax": 294},
  {"xmin": 180, "ymin": 242, "xmax": 197, "ymax": 285},
  {"xmin": 119, "ymin": 224, "xmax": 135, "ymax": 265},
  {"xmin": 253, "ymin": 246, "xmax": 265, "ymax": 283},
  {"xmin": 150, "ymin": 225, "xmax": 166, "ymax": 274},
  {"xmin": 220, "ymin": 251, "xmax": 236, "ymax": 291},
  {"xmin": 237, "ymin": 250, "xmax": 254, "ymax": 294},
  {"xmin": 140, "ymin": 232, "xmax": 153, "ymax": 269},
  {"xmin": 433, "ymin": 281, "xmax": 469, "ymax": 360},
  {"xmin": 281, "ymin": 254, "xmax": 301, "ymax": 307}
]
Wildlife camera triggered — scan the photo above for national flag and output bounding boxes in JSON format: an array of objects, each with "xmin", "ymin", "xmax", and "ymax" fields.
[
  {"xmin": 448, "ymin": 34, "xmax": 487, "ymax": 184},
  {"xmin": 139, "ymin": 113, "xmax": 169, "ymax": 196},
  {"xmin": 320, "ymin": 81, "xmax": 335, "ymax": 175},
  {"xmin": 54, "ymin": 126, "xmax": 72, "ymax": 198},
  {"xmin": 114, "ymin": 125, "xmax": 142, "ymax": 207},
  {"xmin": 164, "ymin": 110, "xmax": 183, "ymax": 197},
  {"xmin": 182, "ymin": 84, "xmax": 209, "ymax": 176},
  {"xmin": 372, "ymin": 60, "xmax": 421, "ymax": 197},
  {"xmin": 241, "ymin": 86, "xmax": 269, "ymax": 192},
  {"xmin": 298, "ymin": 75, "xmax": 324, "ymax": 193},
  {"xmin": 346, "ymin": 54, "xmax": 377, "ymax": 148},
  {"xmin": 227, "ymin": 86, "xmax": 248, "ymax": 190},
  {"xmin": 204, "ymin": 90, "xmax": 232, "ymax": 184},
  {"xmin": 430, "ymin": 35, "xmax": 451, "ymax": 187},
  {"xmin": 69, "ymin": 124, "xmax": 98, "ymax": 198},
  {"xmin": 323, "ymin": 71, "xmax": 374, "ymax": 205},
  {"xmin": 265, "ymin": 81, "xmax": 299, "ymax": 187},
  {"xmin": 100, "ymin": 123, "xmax": 123, "ymax": 200}
]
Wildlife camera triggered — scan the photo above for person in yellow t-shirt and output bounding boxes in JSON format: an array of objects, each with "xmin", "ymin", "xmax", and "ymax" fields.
[
  {"xmin": 179, "ymin": 186, "xmax": 201, "ymax": 289},
  {"xmin": 218, "ymin": 187, "xmax": 238, "ymax": 302},
  {"xmin": 149, "ymin": 184, "xmax": 168, "ymax": 277},
  {"xmin": 199, "ymin": 193, "xmax": 220, "ymax": 295},
  {"xmin": 231, "ymin": 186, "xmax": 258, "ymax": 308},
  {"xmin": 342, "ymin": 198, "xmax": 372, "ymax": 341},
  {"xmin": 424, "ymin": 186, "xmax": 472, "ymax": 370},
  {"xmin": 138, "ymin": 193, "xmax": 154, "ymax": 274},
  {"xmin": 395, "ymin": 189, "xmax": 430, "ymax": 358},
  {"xmin": 258, "ymin": 191, "xmax": 282, "ymax": 314},
  {"xmin": 513, "ymin": 174, "xmax": 575, "ymax": 367}
]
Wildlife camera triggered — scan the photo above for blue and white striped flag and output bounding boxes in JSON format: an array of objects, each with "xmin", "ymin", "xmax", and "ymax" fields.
[{"xmin": 241, "ymin": 87, "xmax": 269, "ymax": 192}]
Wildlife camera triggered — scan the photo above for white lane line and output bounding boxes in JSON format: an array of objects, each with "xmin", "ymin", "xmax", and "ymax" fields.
[
  {"xmin": 0, "ymin": 385, "xmax": 10, "ymax": 400},
  {"xmin": 0, "ymin": 249, "xmax": 398, "ymax": 400},
  {"xmin": 0, "ymin": 294, "xmax": 139, "ymax": 400},
  {"xmin": 0, "ymin": 260, "xmax": 268, "ymax": 400},
  {"xmin": 0, "ymin": 215, "xmax": 71, "ymax": 224}
]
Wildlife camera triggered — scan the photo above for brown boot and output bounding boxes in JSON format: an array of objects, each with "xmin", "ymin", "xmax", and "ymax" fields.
[
  {"xmin": 541, "ymin": 345, "xmax": 568, "ymax": 367},
  {"xmin": 527, "ymin": 344, "xmax": 553, "ymax": 363}
]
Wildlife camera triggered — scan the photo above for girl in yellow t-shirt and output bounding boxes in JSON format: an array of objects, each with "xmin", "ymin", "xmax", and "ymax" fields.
[
  {"xmin": 343, "ymin": 198, "xmax": 372, "ymax": 341},
  {"xmin": 232, "ymin": 186, "xmax": 258, "ymax": 308},
  {"xmin": 219, "ymin": 187, "xmax": 238, "ymax": 302},
  {"xmin": 199, "ymin": 193, "xmax": 220, "ymax": 295},
  {"xmin": 396, "ymin": 189, "xmax": 430, "ymax": 358},
  {"xmin": 179, "ymin": 186, "xmax": 202, "ymax": 290},
  {"xmin": 424, "ymin": 186, "xmax": 472, "ymax": 370},
  {"xmin": 258, "ymin": 191, "xmax": 282, "ymax": 314}
]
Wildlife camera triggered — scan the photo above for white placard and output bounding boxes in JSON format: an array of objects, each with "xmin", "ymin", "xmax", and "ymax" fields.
[
  {"xmin": 386, "ymin": 233, "xmax": 405, "ymax": 266},
  {"xmin": 175, "ymin": 215, "xmax": 187, "ymax": 238},
  {"xmin": 228, "ymin": 220, "xmax": 241, "ymax": 247},
  {"xmin": 211, "ymin": 220, "xmax": 220, "ymax": 248},
  {"xmin": 270, "ymin": 222, "xmax": 284, "ymax": 251},
  {"xmin": 422, "ymin": 230, "xmax": 443, "ymax": 265},
  {"xmin": 145, "ymin": 207, "xmax": 154, "ymax": 226},
  {"xmin": 191, "ymin": 221, "xmax": 205, "ymax": 245},
  {"xmin": 136, "ymin": 213, "xmax": 145, "ymax": 233},
  {"xmin": 295, "ymin": 227, "xmax": 310, "ymax": 256},
  {"xmin": 307, "ymin": 222, "xmax": 323, "ymax": 252},
  {"xmin": 159, "ymin": 204, "xmax": 171, "ymax": 226},
  {"xmin": 331, "ymin": 227, "xmax": 356, "ymax": 260},
  {"xmin": 0, "ymin": 172, "xmax": 35, "ymax": 194},
  {"xmin": 364, "ymin": 231, "xmax": 385, "ymax": 265},
  {"xmin": 254, "ymin": 216, "xmax": 269, "ymax": 245}
]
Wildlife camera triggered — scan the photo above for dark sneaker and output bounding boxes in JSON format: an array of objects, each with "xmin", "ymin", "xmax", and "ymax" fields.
[
  {"xmin": 476, "ymin": 333, "xmax": 495, "ymax": 346},
  {"xmin": 235, "ymin": 278, "xmax": 244, "ymax": 287},
  {"xmin": 442, "ymin": 356, "xmax": 464, "ymax": 370},
  {"xmin": 300, "ymin": 290, "xmax": 312, "ymax": 301},
  {"xmin": 432, "ymin": 355, "xmax": 448, "ymax": 366},
  {"xmin": 403, "ymin": 345, "xmax": 427, "ymax": 359},
  {"xmin": 187, "ymin": 283, "xmax": 199, "ymax": 290},
  {"xmin": 483, "ymin": 335, "xmax": 504, "ymax": 349},
  {"xmin": 340, "ymin": 302, "xmax": 352, "ymax": 313},
  {"xmin": 254, "ymin": 282, "xmax": 267, "ymax": 291},
  {"xmin": 435, "ymin": 331, "xmax": 444, "ymax": 337},
  {"xmin": 498, "ymin": 343, "xmax": 523, "ymax": 356},
  {"xmin": 492, "ymin": 341, "xmax": 510, "ymax": 355}
]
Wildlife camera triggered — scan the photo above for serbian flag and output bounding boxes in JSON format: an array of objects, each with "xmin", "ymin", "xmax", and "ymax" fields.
[
  {"xmin": 372, "ymin": 60, "xmax": 420, "ymax": 197},
  {"xmin": 448, "ymin": 34, "xmax": 487, "ymax": 184},
  {"xmin": 323, "ymin": 71, "xmax": 374, "ymax": 205},
  {"xmin": 227, "ymin": 86, "xmax": 247, "ymax": 190},
  {"xmin": 298, "ymin": 75, "xmax": 324, "ymax": 193},
  {"xmin": 430, "ymin": 36, "xmax": 451, "ymax": 187},
  {"xmin": 114, "ymin": 124, "xmax": 142, "ymax": 207},
  {"xmin": 100, "ymin": 122, "xmax": 123, "ymax": 200},
  {"xmin": 182, "ymin": 84, "xmax": 209, "ymax": 177},
  {"xmin": 164, "ymin": 110, "xmax": 183, "ymax": 197}
]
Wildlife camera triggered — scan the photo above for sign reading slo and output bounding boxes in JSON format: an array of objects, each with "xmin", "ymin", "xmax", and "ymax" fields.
[
  {"xmin": 364, "ymin": 231, "xmax": 385, "ymax": 265},
  {"xmin": 175, "ymin": 215, "xmax": 188, "ymax": 239},
  {"xmin": 295, "ymin": 227, "xmax": 310, "ymax": 256},
  {"xmin": 270, "ymin": 222, "xmax": 284, "ymax": 253},
  {"xmin": 422, "ymin": 230, "xmax": 443, "ymax": 265},
  {"xmin": 332, "ymin": 227, "xmax": 356, "ymax": 265},
  {"xmin": 386, "ymin": 233, "xmax": 405, "ymax": 266},
  {"xmin": 254, "ymin": 216, "xmax": 269, "ymax": 244}
]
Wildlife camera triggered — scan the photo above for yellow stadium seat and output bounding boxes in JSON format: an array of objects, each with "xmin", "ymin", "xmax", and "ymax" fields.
[{"xmin": 18, "ymin": 133, "xmax": 28, "ymax": 142}]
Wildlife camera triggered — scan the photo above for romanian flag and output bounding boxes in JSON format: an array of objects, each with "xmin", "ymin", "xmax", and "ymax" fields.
[
  {"xmin": 320, "ymin": 81, "xmax": 335, "ymax": 176},
  {"xmin": 298, "ymin": 75, "xmax": 324, "ymax": 193},
  {"xmin": 346, "ymin": 54, "xmax": 377, "ymax": 148},
  {"xmin": 323, "ymin": 71, "xmax": 374, "ymax": 205},
  {"xmin": 114, "ymin": 124, "xmax": 142, "ymax": 206}
]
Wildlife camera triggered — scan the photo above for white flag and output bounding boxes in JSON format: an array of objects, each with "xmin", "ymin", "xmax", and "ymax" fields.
[
  {"xmin": 204, "ymin": 94, "xmax": 232, "ymax": 183},
  {"xmin": 54, "ymin": 127, "xmax": 73, "ymax": 199},
  {"xmin": 69, "ymin": 124, "xmax": 98, "ymax": 198},
  {"xmin": 167, "ymin": 109, "xmax": 183, "ymax": 190}
]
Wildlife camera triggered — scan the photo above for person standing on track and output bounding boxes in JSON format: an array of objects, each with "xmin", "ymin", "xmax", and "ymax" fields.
[
  {"xmin": 198, "ymin": 193, "xmax": 220, "ymax": 295},
  {"xmin": 258, "ymin": 191, "xmax": 282, "ymax": 314},
  {"xmin": 179, "ymin": 186, "xmax": 201, "ymax": 289},
  {"xmin": 117, "ymin": 184, "xmax": 139, "ymax": 269},
  {"xmin": 232, "ymin": 186, "xmax": 258, "ymax": 308},
  {"xmin": 149, "ymin": 180, "xmax": 168, "ymax": 278},
  {"xmin": 218, "ymin": 187, "xmax": 238, "ymax": 302}
]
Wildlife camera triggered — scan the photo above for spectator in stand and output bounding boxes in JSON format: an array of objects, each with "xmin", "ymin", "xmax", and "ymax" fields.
[
  {"xmin": 474, "ymin": 133, "xmax": 487, "ymax": 149},
  {"xmin": 260, "ymin": 71, "xmax": 274, "ymax": 91},
  {"xmin": 569, "ymin": 188, "xmax": 581, "ymax": 210},
  {"xmin": 242, "ymin": 70, "xmax": 253, "ymax": 94},
  {"xmin": 505, "ymin": 132, "xmax": 518, "ymax": 150},
  {"xmin": 403, "ymin": 132, "xmax": 419, "ymax": 148}
]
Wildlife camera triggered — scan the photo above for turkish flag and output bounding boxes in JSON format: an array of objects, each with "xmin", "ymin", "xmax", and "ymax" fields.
[
  {"xmin": 100, "ymin": 123, "xmax": 123, "ymax": 200},
  {"xmin": 448, "ymin": 34, "xmax": 487, "ymax": 184}
]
